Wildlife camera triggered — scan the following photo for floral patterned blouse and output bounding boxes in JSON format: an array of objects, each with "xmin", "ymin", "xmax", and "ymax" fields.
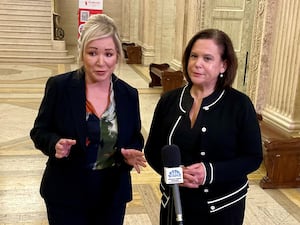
[{"xmin": 85, "ymin": 80, "xmax": 118, "ymax": 170}]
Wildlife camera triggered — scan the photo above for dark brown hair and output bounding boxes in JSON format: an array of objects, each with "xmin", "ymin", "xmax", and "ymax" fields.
[{"xmin": 182, "ymin": 29, "xmax": 238, "ymax": 90}]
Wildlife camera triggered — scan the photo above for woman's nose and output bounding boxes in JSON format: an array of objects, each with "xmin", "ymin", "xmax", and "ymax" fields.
[
  {"xmin": 195, "ymin": 58, "xmax": 203, "ymax": 67},
  {"xmin": 97, "ymin": 55, "xmax": 104, "ymax": 65}
]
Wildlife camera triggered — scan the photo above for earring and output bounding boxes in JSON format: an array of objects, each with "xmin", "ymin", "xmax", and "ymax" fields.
[{"xmin": 219, "ymin": 73, "xmax": 224, "ymax": 78}]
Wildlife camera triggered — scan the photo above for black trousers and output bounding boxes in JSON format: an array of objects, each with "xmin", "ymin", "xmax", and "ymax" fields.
[
  {"xmin": 45, "ymin": 200, "xmax": 126, "ymax": 225},
  {"xmin": 160, "ymin": 192, "xmax": 246, "ymax": 225},
  {"xmin": 44, "ymin": 169, "xmax": 127, "ymax": 225}
]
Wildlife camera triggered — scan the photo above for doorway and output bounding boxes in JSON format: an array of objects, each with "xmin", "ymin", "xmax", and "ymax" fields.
[{"xmin": 204, "ymin": 0, "xmax": 256, "ymax": 93}]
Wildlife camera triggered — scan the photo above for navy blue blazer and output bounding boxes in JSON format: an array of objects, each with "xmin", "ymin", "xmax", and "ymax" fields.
[{"xmin": 30, "ymin": 70, "xmax": 144, "ymax": 205}]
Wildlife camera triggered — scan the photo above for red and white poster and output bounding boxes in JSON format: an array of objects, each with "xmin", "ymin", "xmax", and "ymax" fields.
[{"xmin": 78, "ymin": 0, "xmax": 103, "ymax": 37}]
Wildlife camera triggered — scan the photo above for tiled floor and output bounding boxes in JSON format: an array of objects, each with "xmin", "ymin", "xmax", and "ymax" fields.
[{"xmin": 0, "ymin": 63, "xmax": 299, "ymax": 224}]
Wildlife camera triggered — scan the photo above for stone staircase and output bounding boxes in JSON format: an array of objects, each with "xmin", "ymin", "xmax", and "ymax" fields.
[{"xmin": 0, "ymin": 0, "xmax": 75, "ymax": 64}]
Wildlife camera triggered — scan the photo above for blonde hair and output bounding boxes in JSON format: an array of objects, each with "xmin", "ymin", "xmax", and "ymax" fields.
[{"xmin": 78, "ymin": 14, "xmax": 124, "ymax": 68}]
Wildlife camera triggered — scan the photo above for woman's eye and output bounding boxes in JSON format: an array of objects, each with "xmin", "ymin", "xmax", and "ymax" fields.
[
  {"xmin": 190, "ymin": 54, "xmax": 197, "ymax": 58},
  {"xmin": 204, "ymin": 56, "xmax": 212, "ymax": 61},
  {"xmin": 106, "ymin": 52, "xmax": 113, "ymax": 57},
  {"xmin": 88, "ymin": 52, "xmax": 96, "ymax": 56}
]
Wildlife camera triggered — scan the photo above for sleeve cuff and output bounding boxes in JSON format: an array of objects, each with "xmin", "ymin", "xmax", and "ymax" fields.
[{"xmin": 202, "ymin": 162, "xmax": 214, "ymax": 185}]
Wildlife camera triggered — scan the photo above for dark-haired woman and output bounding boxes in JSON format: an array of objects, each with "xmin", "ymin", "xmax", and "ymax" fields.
[{"xmin": 144, "ymin": 29, "xmax": 262, "ymax": 225}]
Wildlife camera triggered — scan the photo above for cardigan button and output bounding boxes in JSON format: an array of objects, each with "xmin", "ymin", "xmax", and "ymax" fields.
[
  {"xmin": 201, "ymin": 127, "xmax": 207, "ymax": 132},
  {"xmin": 210, "ymin": 205, "xmax": 215, "ymax": 210},
  {"xmin": 200, "ymin": 151, "xmax": 206, "ymax": 156},
  {"xmin": 203, "ymin": 188, "xmax": 209, "ymax": 193}
]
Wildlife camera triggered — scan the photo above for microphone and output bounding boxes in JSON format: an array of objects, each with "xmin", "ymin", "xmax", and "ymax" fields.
[{"xmin": 161, "ymin": 144, "xmax": 184, "ymax": 225}]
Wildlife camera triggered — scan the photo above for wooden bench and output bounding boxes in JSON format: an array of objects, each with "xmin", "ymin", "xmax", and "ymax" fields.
[
  {"xmin": 122, "ymin": 42, "xmax": 142, "ymax": 64},
  {"xmin": 258, "ymin": 114, "xmax": 300, "ymax": 188},
  {"xmin": 149, "ymin": 63, "xmax": 184, "ymax": 94}
]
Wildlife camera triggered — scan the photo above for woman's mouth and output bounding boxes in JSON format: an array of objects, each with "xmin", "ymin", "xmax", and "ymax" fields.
[
  {"xmin": 95, "ymin": 70, "xmax": 106, "ymax": 75},
  {"xmin": 193, "ymin": 72, "xmax": 204, "ymax": 76}
]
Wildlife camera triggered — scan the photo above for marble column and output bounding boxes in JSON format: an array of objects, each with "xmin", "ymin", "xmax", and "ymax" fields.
[
  {"xmin": 170, "ymin": 0, "xmax": 185, "ymax": 70},
  {"xmin": 183, "ymin": 0, "xmax": 202, "ymax": 45},
  {"xmin": 261, "ymin": 0, "xmax": 300, "ymax": 135},
  {"xmin": 147, "ymin": 0, "xmax": 176, "ymax": 64},
  {"xmin": 170, "ymin": 0, "xmax": 203, "ymax": 70},
  {"xmin": 121, "ymin": 0, "xmax": 139, "ymax": 43},
  {"xmin": 121, "ymin": 0, "xmax": 130, "ymax": 42},
  {"xmin": 139, "ymin": 0, "xmax": 156, "ymax": 65},
  {"xmin": 156, "ymin": 0, "xmax": 176, "ymax": 64},
  {"xmin": 247, "ymin": 0, "xmax": 277, "ymax": 111}
]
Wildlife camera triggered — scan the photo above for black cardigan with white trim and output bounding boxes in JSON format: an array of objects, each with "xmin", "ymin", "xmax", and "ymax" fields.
[{"xmin": 144, "ymin": 85, "xmax": 262, "ymax": 212}]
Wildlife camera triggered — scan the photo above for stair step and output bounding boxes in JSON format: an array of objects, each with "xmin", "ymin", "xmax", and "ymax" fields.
[
  {"xmin": 0, "ymin": 0, "xmax": 73, "ymax": 64},
  {"xmin": 1, "ymin": 28, "xmax": 50, "ymax": 33},
  {"xmin": 0, "ymin": 31, "xmax": 51, "ymax": 39},
  {"xmin": 0, "ymin": 14, "xmax": 51, "ymax": 22},
  {"xmin": 0, "ymin": 42, "xmax": 52, "ymax": 50},
  {"xmin": 0, "ymin": 0, "xmax": 51, "ymax": 6},
  {"xmin": 0, "ymin": 55, "xmax": 75, "ymax": 64},
  {"xmin": 0, "ymin": 37, "xmax": 51, "ymax": 44},
  {"xmin": 0, "ymin": 24, "xmax": 51, "ymax": 32},
  {"xmin": 0, "ymin": 3, "xmax": 50, "ymax": 11},
  {"xmin": 0, "ymin": 19, "xmax": 50, "ymax": 27},
  {"xmin": 0, "ymin": 49, "xmax": 68, "ymax": 57},
  {"xmin": 0, "ymin": 9, "xmax": 51, "ymax": 16}
]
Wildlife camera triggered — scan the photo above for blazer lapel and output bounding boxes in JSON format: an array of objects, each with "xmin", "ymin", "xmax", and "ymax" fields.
[{"xmin": 68, "ymin": 71, "xmax": 86, "ymax": 150}]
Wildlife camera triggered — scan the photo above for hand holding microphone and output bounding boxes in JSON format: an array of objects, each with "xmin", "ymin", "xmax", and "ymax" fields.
[{"xmin": 161, "ymin": 144, "xmax": 184, "ymax": 225}]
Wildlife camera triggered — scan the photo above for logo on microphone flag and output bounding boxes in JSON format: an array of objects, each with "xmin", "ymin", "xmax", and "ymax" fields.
[{"xmin": 164, "ymin": 167, "xmax": 183, "ymax": 184}]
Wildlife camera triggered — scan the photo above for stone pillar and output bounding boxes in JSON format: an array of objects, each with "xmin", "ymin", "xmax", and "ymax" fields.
[
  {"xmin": 183, "ymin": 0, "xmax": 202, "ymax": 45},
  {"xmin": 170, "ymin": 0, "xmax": 185, "ymax": 70},
  {"xmin": 170, "ymin": 0, "xmax": 203, "ymax": 70},
  {"xmin": 247, "ymin": 0, "xmax": 278, "ymax": 111},
  {"xmin": 121, "ymin": 0, "xmax": 139, "ymax": 43},
  {"xmin": 139, "ymin": 0, "xmax": 156, "ymax": 65},
  {"xmin": 129, "ymin": 0, "xmax": 139, "ymax": 43},
  {"xmin": 261, "ymin": 0, "xmax": 300, "ymax": 135},
  {"xmin": 121, "ymin": 0, "xmax": 130, "ymax": 42},
  {"xmin": 154, "ymin": 0, "xmax": 176, "ymax": 64}
]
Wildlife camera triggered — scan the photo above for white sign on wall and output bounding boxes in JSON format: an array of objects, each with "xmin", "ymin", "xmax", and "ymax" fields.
[
  {"xmin": 78, "ymin": 0, "xmax": 103, "ymax": 37},
  {"xmin": 79, "ymin": 0, "xmax": 103, "ymax": 10}
]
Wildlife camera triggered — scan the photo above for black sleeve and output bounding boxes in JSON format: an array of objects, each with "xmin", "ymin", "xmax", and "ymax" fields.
[
  {"xmin": 204, "ymin": 96, "xmax": 263, "ymax": 184},
  {"xmin": 144, "ymin": 96, "xmax": 166, "ymax": 175},
  {"xmin": 30, "ymin": 76, "xmax": 61, "ymax": 157}
]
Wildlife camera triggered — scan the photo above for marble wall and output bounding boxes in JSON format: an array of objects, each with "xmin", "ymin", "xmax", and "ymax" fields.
[
  {"xmin": 260, "ymin": 0, "xmax": 300, "ymax": 134},
  {"xmin": 248, "ymin": 0, "xmax": 300, "ymax": 135},
  {"xmin": 55, "ymin": 0, "xmax": 300, "ymax": 134}
]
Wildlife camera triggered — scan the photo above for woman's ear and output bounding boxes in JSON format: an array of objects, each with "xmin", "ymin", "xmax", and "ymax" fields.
[{"xmin": 221, "ymin": 60, "xmax": 227, "ymax": 74}]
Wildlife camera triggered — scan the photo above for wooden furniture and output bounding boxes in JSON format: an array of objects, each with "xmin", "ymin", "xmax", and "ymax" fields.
[
  {"xmin": 122, "ymin": 42, "xmax": 142, "ymax": 64},
  {"xmin": 149, "ymin": 63, "xmax": 184, "ymax": 94},
  {"xmin": 258, "ymin": 115, "xmax": 300, "ymax": 189}
]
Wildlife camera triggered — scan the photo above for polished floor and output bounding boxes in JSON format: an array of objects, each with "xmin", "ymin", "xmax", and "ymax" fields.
[{"xmin": 0, "ymin": 62, "xmax": 300, "ymax": 225}]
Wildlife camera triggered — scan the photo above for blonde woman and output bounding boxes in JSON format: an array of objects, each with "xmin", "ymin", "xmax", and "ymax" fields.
[{"xmin": 31, "ymin": 14, "xmax": 146, "ymax": 225}]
